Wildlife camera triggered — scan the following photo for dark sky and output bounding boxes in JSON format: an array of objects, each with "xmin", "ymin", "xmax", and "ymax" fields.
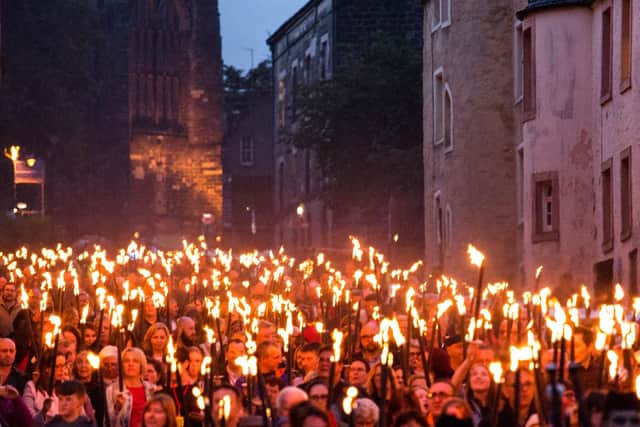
[{"xmin": 219, "ymin": 0, "xmax": 308, "ymax": 72}]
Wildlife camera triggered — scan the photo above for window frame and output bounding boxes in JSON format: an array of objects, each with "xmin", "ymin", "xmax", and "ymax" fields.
[
  {"xmin": 620, "ymin": 147, "xmax": 633, "ymax": 241},
  {"xmin": 514, "ymin": 22, "xmax": 524, "ymax": 104},
  {"xmin": 620, "ymin": 0, "xmax": 632, "ymax": 93},
  {"xmin": 443, "ymin": 85, "xmax": 454, "ymax": 152},
  {"xmin": 532, "ymin": 171, "xmax": 559, "ymax": 243},
  {"xmin": 602, "ymin": 158, "xmax": 614, "ymax": 252},
  {"xmin": 434, "ymin": 191, "xmax": 443, "ymax": 245},
  {"xmin": 433, "ymin": 67, "xmax": 445, "ymax": 145},
  {"xmin": 522, "ymin": 23, "xmax": 536, "ymax": 122},
  {"xmin": 240, "ymin": 136, "xmax": 255, "ymax": 167},
  {"xmin": 601, "ymin": 6, "xmax": 613, "ymax": 104}
]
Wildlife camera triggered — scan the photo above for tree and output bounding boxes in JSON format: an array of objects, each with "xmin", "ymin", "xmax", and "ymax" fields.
[
  {"xmin": 223, "ymin": 60, "xmax": 272, "ymax": 132},
  {"xmin": 286, "ymin": 34, "xmax": 424, "ymax": 251}
]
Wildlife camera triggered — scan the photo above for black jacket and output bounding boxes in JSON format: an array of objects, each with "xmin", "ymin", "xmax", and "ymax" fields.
[{"xmin": 43, "ymin": 415, "xmax": 95, "ymax": 427}]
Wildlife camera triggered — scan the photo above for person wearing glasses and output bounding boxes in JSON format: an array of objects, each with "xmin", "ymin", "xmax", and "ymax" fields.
[
  {"xmin": 500, "ymin": 369, "xmax": 537, "ymax": 427},
  {"xmin": 426, "ymin": 381, "xmax": 454, "ymax": 427},
  {"xmin": 355, "ymin": 323, "xmax": 381, "ymax": 368},
  {"xmin": 305, "ymin": 379, "xmax": 345, "ymax": 427}
]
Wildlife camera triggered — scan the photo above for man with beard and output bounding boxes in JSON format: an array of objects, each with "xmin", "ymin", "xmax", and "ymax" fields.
[
  {"xmin": 176, "ymin": 316, "xmax": 202, "ymax": 361},
  {"xmin": 0, "ymin": 283, "xmax": 19, "ymax": 338},
  {"xmin": 354, "ymin": 321, "xmax": 381, "ymax": 368}
]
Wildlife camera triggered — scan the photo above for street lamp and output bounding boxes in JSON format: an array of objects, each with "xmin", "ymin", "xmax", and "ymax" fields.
[{"xmin": 3, "ymin": 145, "xmax": 20, "ymax": 210}]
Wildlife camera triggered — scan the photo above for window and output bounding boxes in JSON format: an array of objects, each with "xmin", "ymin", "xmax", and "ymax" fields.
[
  {"xmin": 620, "ymin": 0, "xmax": 632, "ymax": 92},
  {"xmin": 517, "ymin": 148, "xmax": 524, "ymax": 222},
  {"xmin": 621, "ymin": 148, "xmax": 632, "ymax": 240},
  {"xmin": 522, "ymin": 26, "xmax": 536, "ymax": 120},
  {"xmin": 291, "ymin": 66, "xmax": 298, "ymax": 120},
  {"xmin": 432, "ymin": 0, "xmax": 451, "ymax": 30},
  {"xmin": 514, "ymin": 23, "xmax": 524, "ymax": 102},
  {"xmin": 602, "ymin": 159, "xmax": 613, "ymax": 251},
  {"xmin": 433, "ymin": 69, "xmax": 444, "ymax": 144},
  {"xmin": 434, "ymin": 193, "xmax": 443, "ymax": 244},
  {"xmin": 444, "ymin": 87, "xmax": 453, "ymax": 150},
  {"xmin": 278, "ymin": 80, "xmax": 286, "ymax": 128},
  {"xmin": 601, "ymin": 7, "xmax": 613, "ymax": 103},
  {"xmin": 320, "ymin": 40, "xmax": 328, "ymax": 80},
  {"xmin": 533, "ymin": 172, "xmax": 559, "ymax": 242},
  {"xmin": 240, "ymin": 137, "xmax": 254, "ymax": 166},
  {"xmin": 304, "ymin": 54, "xmax": 312, "ymax": 84},
  {"xmin": 441, "ymin": 0, "xmax": 451, "ymax": 27},
  {"xmin": 432, "ymin": 0, "xmax": 441, "ymax": 30}
]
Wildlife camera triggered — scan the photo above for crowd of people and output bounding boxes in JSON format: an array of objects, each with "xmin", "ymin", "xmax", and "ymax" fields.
[{"xmin": 0, "ymin": 238, "xmax": 637, "ymax": 427}]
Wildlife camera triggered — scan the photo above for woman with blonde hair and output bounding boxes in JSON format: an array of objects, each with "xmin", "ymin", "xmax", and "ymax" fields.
[
  {"xmin": 142, "ymin": 393, "xmax": 178, "ymax": 427},
  {"xmin": 106, "ymin": 347, "xmax": 155, "ymax": 427},
  {"xmin": 142, "ymin": 322, "xmax": 170, "ymax": 363}
]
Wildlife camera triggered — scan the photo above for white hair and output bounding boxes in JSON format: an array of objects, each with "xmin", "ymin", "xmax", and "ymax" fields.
[
  {"xmin": 353, "ymin": 398, "xmax": 379, "ymax": 422},
  {"xmin": 276, "ymin": 386, "xmax": 308, "ymax": 417}
]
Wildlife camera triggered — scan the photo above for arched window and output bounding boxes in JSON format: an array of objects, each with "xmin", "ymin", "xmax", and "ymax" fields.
[{"xmin": 444, "ymin": 87, "xmax": 453, "ymax": 150}]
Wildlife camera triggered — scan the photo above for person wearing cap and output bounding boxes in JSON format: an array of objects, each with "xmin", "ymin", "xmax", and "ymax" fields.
[{"xmin": 99, "ymin": 345, "xmax": 120, "ymax": 386}]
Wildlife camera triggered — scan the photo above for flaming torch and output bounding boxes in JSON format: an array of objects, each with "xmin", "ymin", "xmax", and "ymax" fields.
[{"xmin": 467, "ymin": 244, "xmax": 485, "ymax": 341}]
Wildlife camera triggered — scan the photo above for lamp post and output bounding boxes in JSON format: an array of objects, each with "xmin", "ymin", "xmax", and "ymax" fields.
[{"xmin": 3, "ymin": 146, "xmax": 20, "ymax": 210}]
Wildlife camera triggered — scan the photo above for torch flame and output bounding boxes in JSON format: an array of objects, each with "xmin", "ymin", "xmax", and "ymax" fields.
[
  {"xmin": 489, "ymin": 361, "xmax": 503, "ymax": 384},
  {"xmin": 467, "ymin": 244, "xmax": 485, "ymax": 268}
]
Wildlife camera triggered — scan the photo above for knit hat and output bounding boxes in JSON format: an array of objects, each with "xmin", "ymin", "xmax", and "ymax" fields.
[{"xmin": 99, "ymin": 345, "xmax": 118, "ymax": 360}]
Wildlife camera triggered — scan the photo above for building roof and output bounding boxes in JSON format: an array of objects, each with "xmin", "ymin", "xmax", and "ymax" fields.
[
  {"xmin": 266, "ymin": 0, "xmax": 318, "ymax": 48},
  {"xmin": 516, "ymin": 0, "xmax": 594, "ymax": 20}
]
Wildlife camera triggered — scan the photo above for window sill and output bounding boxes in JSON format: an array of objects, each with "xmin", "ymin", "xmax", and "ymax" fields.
[
  {"xmin": 444, "ymin": 144, "xmax": 454, "ymax": 155},
  {"xmin": 620, "ymin": 78, "xmax": 632, "ymax": 94},
  {"xmin": 621, "ymin": 228, "xmax": 632, "ymax": 242},
  {"xmin": 431, "ymin": 23, "xmax": 441, "ymax": 33},
  {"xmin": 532, "ymin": 230, "xmax": 559, "ymax": 243},
  {"xmin": 240, "ymin": 163, "xmax": 255, "ymax": 167},
  {"xmin": 600, "ymin": 92, "xmax": 612, "ymax": 105},
  {"xmin": 602, "ymin": 238, "xmax": 614, "ymax": 253},
  {"xmin": 434, "ymin": 137, "xmax": 445, "ymax": 147},
  {"xmin": 522, "ymin": 109, "xmax": 536, "ymax": 123},
  {"xmin": 514, "ymin": 96, "xmax": 523, "ymax": 106}
]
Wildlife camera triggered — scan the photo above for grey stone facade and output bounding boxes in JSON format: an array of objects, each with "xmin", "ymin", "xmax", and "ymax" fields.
[
  {"xmin": 269, "ymin": 0, "xmax": 423, "ymax": 254},
  {"xmin": 222, "ymin": 95, "xmax": 274, "ymax": 249},
  {"xmin": 423, "ymin": 0, "xmax": 519, "ymax": 284}
]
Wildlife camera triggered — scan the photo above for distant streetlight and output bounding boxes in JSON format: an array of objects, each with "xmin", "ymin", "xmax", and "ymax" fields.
[
  {"xmin": 4, "ymin": 145, "xmax": 21, "ymax": 210},
  {"xmin": 296, "ymin": 203, "xmax": 305, "ymax": 217}
]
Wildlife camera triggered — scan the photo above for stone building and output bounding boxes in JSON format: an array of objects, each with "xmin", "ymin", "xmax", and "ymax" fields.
[
  {"xmin": 424, "ymin": 0, "xmax": 639, "ymax": 295},
  {"xmin": 422, "ymin": 0, "xmax": 519, "ymax": 284},
  {"xmin": 268, "ymin": 0, "xmax": 423, "ymax": 254},
  {"xmin": 222, "ymin": 94, "xmax": 274, "ymax": 249},
  {"xmin": 515, "ymin": 0, "xmax": 638, "ymax": 298},
  {"xmin": 126, "ymin": 0, "xmax": 224, "ymax": 239}
]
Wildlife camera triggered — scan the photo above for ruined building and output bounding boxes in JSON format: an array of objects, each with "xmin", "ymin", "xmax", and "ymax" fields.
[
  {"xmin": 92, "ymin": 0, "xmax": 224, "ymax": 240},
  {"xmin": 126, "ymin": 0, "xmax": 224, "ymax": 238}
]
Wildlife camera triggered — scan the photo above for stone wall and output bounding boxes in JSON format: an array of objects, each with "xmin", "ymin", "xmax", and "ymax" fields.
[
  {"xmin": 127, "ymin": 0, "xmax": 224, "ymax": 238},
  {"xmin": 423, "ymin": 0, "xmax": 519, "ymax": 284}
]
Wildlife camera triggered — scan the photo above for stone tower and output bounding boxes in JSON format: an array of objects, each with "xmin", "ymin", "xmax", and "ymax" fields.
[{"xmin": 127, "ymin": 0, "xmax": 224, "ymax": 238}]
